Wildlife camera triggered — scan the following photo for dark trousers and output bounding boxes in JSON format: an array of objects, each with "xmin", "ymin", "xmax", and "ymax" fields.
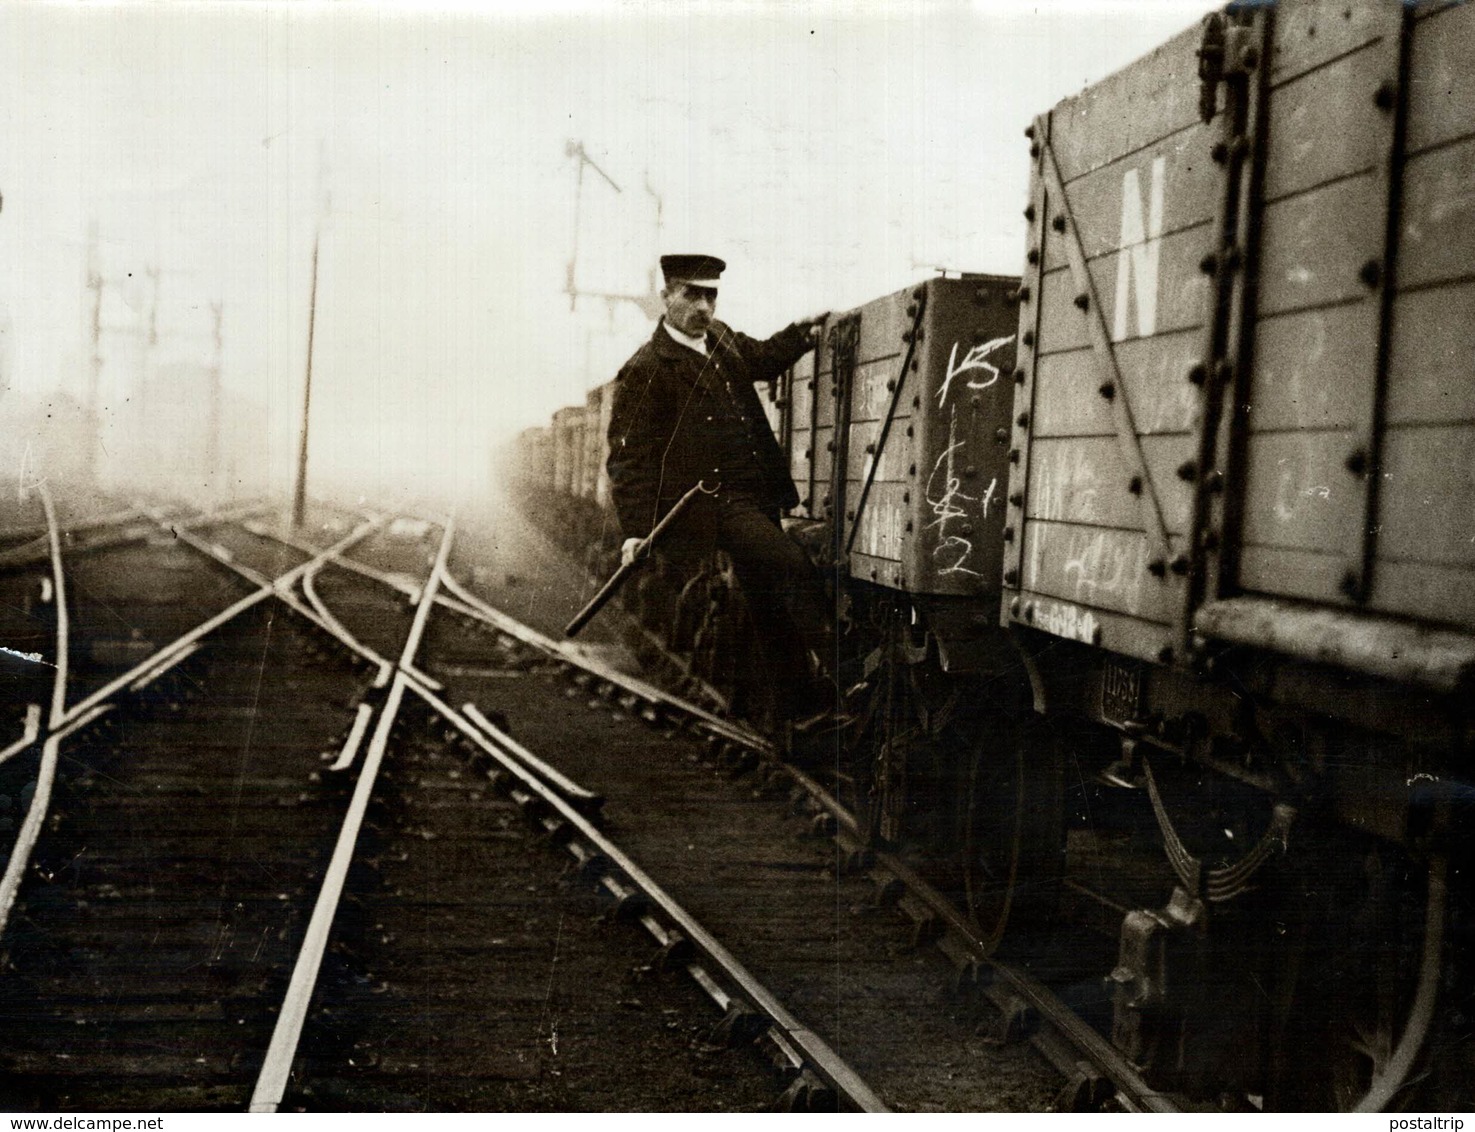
[{"xmin": 660, "ymin": 492, "xmax": 834, "ymax": 710}]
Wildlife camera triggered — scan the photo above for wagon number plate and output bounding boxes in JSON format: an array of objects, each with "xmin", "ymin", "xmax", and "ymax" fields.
[{"xmin": 1100, "ymin": 658, "xmax": 1143, "ymax": 726}]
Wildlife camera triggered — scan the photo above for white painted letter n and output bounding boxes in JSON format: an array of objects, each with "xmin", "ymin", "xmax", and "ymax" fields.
[{"xmin": 1113, "ymin": 155, "xmax": 1165, "ymax": 342}]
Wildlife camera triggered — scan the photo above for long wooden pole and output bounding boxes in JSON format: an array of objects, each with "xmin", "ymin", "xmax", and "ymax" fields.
[{"xmin": 291, "ymin": 233, "xmax": 320, "ymax": 528}]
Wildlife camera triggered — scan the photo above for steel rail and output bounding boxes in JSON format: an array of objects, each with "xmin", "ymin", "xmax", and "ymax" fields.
[
  {"xmin": 139, "ymin": 506, "xmax": 396, "ymax": 671},
  {"xmin": 169, "ymin": 525, "xmax": 274, "ymax": 589},
  {"xmin": 298, "ymin": 567, "xmax": 393, "ymax": 688},
  {"xmin": 0, "ymin": 705, "xmax": 111, "ymax": 938},
  {"xmin": 437, "ymin": 572, "xmax": 768, "ymax": 750},
  {"xmin": 0, "ymin": 705, "xmax": 42, "ymax": 766},
  {"xmin": 218, "ymin": 555, "xmax": 599, "ymax": 805},
  {"xmin": 245, "ymin": 521, "xmax": 416, "ymax": 595},
  {"xmin": 0, "ymin": 525, "xmax": 376, "ymax": 943},
  {"xmin": 296, "ymin": 556, "xmax": 443, "ymax": 694},
  {"xmin": 228, "ymin": 518, "xmax": 692, "ymax": 714},
  {"xmin": 0, "ymin": 503, "xmax": 275, "ymax": 570},
  {"xmin": 0, "ymin": 505, "xmax": 142, "ymax": 543},
  {"xmin": 406, "ymin": 678, "xmax": 887, "ymax": 1112},
  {"xmin": 62, "ymin": 519, "xmax": 381, "ymax": 726},
  {"xmin": 328, "ymin": 702, "xmax": 375, "ymax": 772},
  {"xmin": 241, "ymin": 524, "xmax": 879, "ymax": 1106},
  {"xmin": 127, "ymin": 643, "xmax": 203, "ymax": 694},
  {"xmin": 249, "ymin": 515, "xmax": 456, "ymax": 1114},
  {"xmin": 167, "ymin": 515, "xmax": 442, "ymax": 696},
  {"xmin": 776, "ymin": 759, "xmax": 1173, "ymax": 1113},
  {"xmin": 282, "ymin": 563, "xmax": 597, "ymax": 800},
  {"xmin": 460, "ymin": 703, "xmax": 601, "ymax": 812},
  {"xmin": 35, "ymin": 485, "xmax": 70, "ymax": 729},
  {"xmin": 238, "ymin": 527, "xmax": 703, "ymax": 710},
  {"xmin": 432, "ymin": 577, "xmax": 1170, "ymax": 1111}
]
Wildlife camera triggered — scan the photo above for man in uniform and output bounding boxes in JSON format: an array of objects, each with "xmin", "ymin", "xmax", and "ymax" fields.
[{"xmin": 606, "ymin": 253, "xmax": 834, "ymax": 720}]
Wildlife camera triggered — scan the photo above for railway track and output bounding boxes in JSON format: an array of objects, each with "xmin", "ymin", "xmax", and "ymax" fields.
[
  {"xmin": 263, "ymin": 506, "xmax": 1173, "ymax": 1111},
  {"xmin": 0, "ymin": 491, "xmax": 1206, "ymax": 1111},
  {"xmin": 422, "ymin": 570, "xmax": 1169, "ymax": 1112},
  {"xmin": 0, "ymin": 497, "xmax": 900, "ymax": 1111}
]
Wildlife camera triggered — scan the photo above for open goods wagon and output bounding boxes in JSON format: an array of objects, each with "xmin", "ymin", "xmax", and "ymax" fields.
[
  {"xmin": 517, "ymin": 0, "xmax": 1474, "ymax": 1108},
  {"xmin": 997, "ymin": 0, "xmax": 1474, "ymax": 1108}
]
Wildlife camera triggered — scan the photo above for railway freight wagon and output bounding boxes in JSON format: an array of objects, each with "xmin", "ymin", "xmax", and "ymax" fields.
[
  {"xmin": 770, "ymin": 276, "xmax": 1050, "ymax": 940},
  {"xmin": 504, "ymin": 425, "xmax": 553, "ymax": 493},
  {"xmin": 520, "ymin": 0, "xmax": 1473, "ymax": 1108},
  {"xmin": 550, "ymin": 405, "xmax": 588, "ymax": 499},
  {"xmin": 994, "ymin": 0, "xmax": 1473, "ymax": 1110},
  {"xmin": 583, "ymin": 381, "xmax": 615, "ymax": 509},
  {"xmin": 517, "ymin": 388, "xmax": 621, "ymax": 577}
]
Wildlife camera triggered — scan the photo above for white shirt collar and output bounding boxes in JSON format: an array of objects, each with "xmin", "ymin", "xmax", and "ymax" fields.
[{"xmin": 662, "ymin": 319, "xmax": 707, "ymax": 355}]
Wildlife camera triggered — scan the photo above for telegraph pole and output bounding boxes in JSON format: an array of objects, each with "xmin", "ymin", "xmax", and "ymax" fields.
[
  {"xmin": 565, "ymin": 140, "xmax": 621, "ymax": 313},
  {"xmin": 293, "ymin": 144, "xmax": 330, "ymax": 530},
  {"xmin": 291, "ymin": 232, "xmax": 319, "ymax": 529},
  {"xmin": 564, "ymin": 141, "xmax": 667, "ymax": 320}
]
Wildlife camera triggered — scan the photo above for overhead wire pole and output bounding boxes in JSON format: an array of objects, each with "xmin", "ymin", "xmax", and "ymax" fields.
[
  {"xmin": 291, "ymin": 232, "xmax": 320, "ymax": 529},
  {"xmin": 564, "ymin": 140, "xmax": 624, "ymax": 315},
  {"xmin": 563, "ymin": 142, "xmax": 665, "ymax": 339},
  {"xmin": 293, "ymin": 146, "xmax": 331, "ymax": 530}
]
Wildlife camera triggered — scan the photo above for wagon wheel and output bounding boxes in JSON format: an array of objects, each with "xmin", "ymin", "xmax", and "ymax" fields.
[
  {"xmin": 669, "ymin": 568, "xmax": 710, "ymax": 655},
  {"xmin": 957, "ymin": 701, "xmax": 1066, "ymax": 953},
  {"xmin": 1271, "ymin": 846, "xmax": 1449, "ymax": 1111},
  {"xmin": 838, "ymin": 604, "xmax": 918, "ymax": 847},
  {"xmin": 842, "ymin": 603, "xmax": 1064, "ymax": 949},
  {"xmin": 1329, "ymin": 852, "xmax": 1446, "ymax": 1112}
]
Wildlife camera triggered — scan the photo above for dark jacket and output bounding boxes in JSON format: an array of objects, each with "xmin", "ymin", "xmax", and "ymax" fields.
[{"xmin": 606, "ymin": 317, "xmax": 813, "ymax": 538}]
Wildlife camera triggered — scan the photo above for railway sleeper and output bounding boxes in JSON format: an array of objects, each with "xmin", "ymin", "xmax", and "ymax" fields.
[
  {"xmin": 399, "ymin": 633, "xmax": 892, "ymax": 1111},
  {"xmin": 709, "ymin": 995, "xmax": 766, "ymax": 1048},
  {"xmin": 652, "ymin": 930, "xmax": 695, "ymax": 972},
  {"xmin": 979, "ymin": 988, "xmax": 1039, "ymax": 1045},
  {"xmin": 1053, "ymin": 1060, "xmax": 1115, "ymax": 1113},
  {"xmin": 532, "ymin": 817, "xmax": 576, "ymax": 848},
  {"xmin": 775, "ymin": 1069, "xmax": 837, "ymax": 1113}
]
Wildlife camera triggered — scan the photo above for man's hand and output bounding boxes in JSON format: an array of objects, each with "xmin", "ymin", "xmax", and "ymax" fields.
[
  {"xmin": 798, "ymin": 310, "xmax": 829, "ymax": 341},
  {"xmin": 620, "ymin": 537, "xmax": 644, "ymax": 567}
]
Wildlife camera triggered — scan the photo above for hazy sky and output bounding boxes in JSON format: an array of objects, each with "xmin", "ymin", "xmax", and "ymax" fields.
[{"xmin": 0, "ymin": 0, "xmax": 1215, "ymax": 505}]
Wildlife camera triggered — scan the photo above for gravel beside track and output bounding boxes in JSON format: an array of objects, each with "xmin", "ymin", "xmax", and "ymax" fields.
[
  {"xmin": 292, "ymin": 709, "xmax": 779, "ymax": 1111},
  {"xmin": 419, "ymin": 565, "xmax": 1064, "ymax": 1111},
  {"xmin": 0, "ymin": 604, "xmax": 357, "ymax": 1110},
  {"xmin": 0, "ymin": 499, "xmax": 1079, "ymax": 1111}
]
